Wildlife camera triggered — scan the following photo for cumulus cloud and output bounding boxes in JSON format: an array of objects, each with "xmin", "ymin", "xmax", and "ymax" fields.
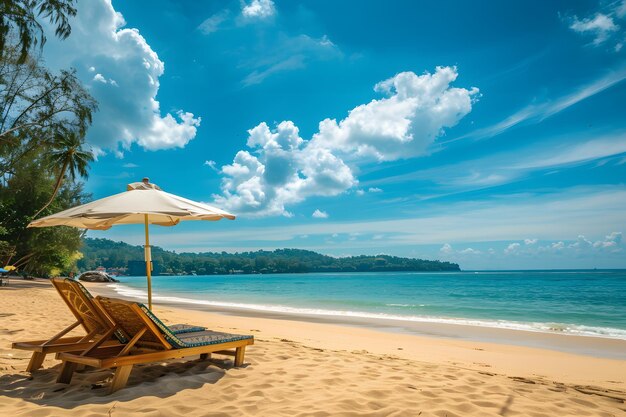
[
  {"xmin": 242, "ymin": 0, "xmax": 276, "ymax": 19},
  {"xmin": 566, "ymin": 2, "xmax": 626, "ymax": 51},
  {"xmin": 569, "ymin": 235, "xmax": 592, "ymax": 249},
  {"xmin": 459, "ymin": 248, "xmax": 481, "ymax": 255},
  {"xmin": 524, "ymin": 238, "xmax": 538, "ymax": 245},
  {"xmin": 312, "ymin": 209, "xmax": 329, "ymax": 219},
  {"xmin": 314, "ymin": 67, "xmax": 479, "ymax": 161},
  {"xmin": 504, "ymin": 243, "xmax": 521, "ymax": 254},
  {"xmin": 551, "ymin": 241, "xmax": 565, "ymax": 250},
  {"xmin": 593, "ymin": 231, "xmax": 622, "ymax": 249},
  {"xmin": 439, "ymin": 243, "xmax": 453, "ymax": 254},
  {"xmin": 214, "ymin": 67, "xmax": 478, "ymax": 216},
  {"xmin": 43, "ymin": 0, "xmax": 200, "ymax": 153},
  {"xmin": 214, "ymin": 121, "xmax": 356, "ymax": 217}
]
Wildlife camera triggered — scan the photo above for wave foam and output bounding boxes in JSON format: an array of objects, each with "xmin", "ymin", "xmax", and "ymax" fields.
[{"xmin": 107, "ymin": 284, "xmax": 626, "ymax": 341}]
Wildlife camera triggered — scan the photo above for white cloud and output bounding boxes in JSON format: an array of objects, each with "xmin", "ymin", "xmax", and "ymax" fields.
[
  {"xmin": 314, "ymin": 67, "xmax": 479, "ymax": 161},
  {"xmin": 214, "ymin": 67, "xmax": 477, "ymax": 216},
  {"xmin": 312, "ymin": 209, "xmax": 329, "ymax": 219},
  {"xmin": 551, "ymin": 241, "xmax": 565, "ymax": 250},
  {"xmin": 455, "ymin": 68, "xmax": 626, "ymax": 141},
  {"xmin": 204, "ymin": 160, "xmax": 218, "ymax": 171},
  {"xmin": 593, "ymin": 231, "xmax": 622, "ymax": 249},
  {"xmin": 618, "ymin": 1, "xmax": 626, "ymax": 18},
  {"xmin": 214, "ymin": 121, "xmax": 356, "ymax": 217},
  {"xmin": 570, "ymin": 13, "xmax": 619, "ymax": 45},
  {"xmin": 242, "ymin": 0, "xmax": 275, "ymax": 19},
  {"xmin": 440, "ymin": 243, "xmax": 453, "ymax": 254},
  {"xmin": 459, "ymin": 248, "xmax": 481, "ymax": 255},
  {"xmin": 122, "ymin": 163, "xmax": 138, "ymax": 168},
  {"xmin": 43, "ymin": 0, "xmax": 200, "ymax": 153},
  {"xmin": 372, "ymin": 130, "xmax": 626, "ymax": 191},
  {"xmin": 93, "ymin": 73, "xmax": 107, "ymax": 83},
  {"xmin": 356, "ymin": 187, "xmax": 383, "ymax": 196},
  {"xmin": 198, "ymin": 10, "xmax": 230, "ymax": 34},
  {"xmin": 569, "ymin": 235, "xmax": 592, "ymax": 249},
  {"xmin": 524, "ymin": 238, "xmax": 537, "ymax": 245},
  {"xmin": 240, "ymin": 34, "xmax": 342, "ymax": 86},
  {"xmin": 513, "ymin": 133, "xmax": 626, "ymax": 170},
  {"xmin": 504, "ymin": 243, "xmax": 520, "ymax": 254}
]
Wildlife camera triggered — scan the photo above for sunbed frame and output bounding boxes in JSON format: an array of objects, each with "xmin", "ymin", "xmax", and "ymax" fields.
[
  {"xmin": 11, "ymin": 278, "xmax": 123, "ymax": 371},
  {"xmin": 56, "ymin": 296, "xmax": 254, "ymax": 394}
]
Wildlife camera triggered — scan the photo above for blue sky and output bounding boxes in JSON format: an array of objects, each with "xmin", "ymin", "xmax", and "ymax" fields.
[{"xmin": 43, "ymin": 0, "xmax": 626, "ymax": 269}]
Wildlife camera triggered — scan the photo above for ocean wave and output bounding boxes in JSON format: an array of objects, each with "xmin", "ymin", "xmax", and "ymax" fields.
[{"xmin": 107, "ymin": 283, "xmax": 626, "ymax": 341}]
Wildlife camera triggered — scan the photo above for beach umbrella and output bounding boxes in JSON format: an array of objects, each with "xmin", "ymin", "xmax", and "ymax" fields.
[{"xmin": 28, "ymin": 178, "xmax": 235, "ymax": 309}]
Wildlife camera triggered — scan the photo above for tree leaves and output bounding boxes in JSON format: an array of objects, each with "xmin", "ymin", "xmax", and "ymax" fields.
[{"xmin": 0, "ymin": 0, "xmax": 77, "ymax": 64}]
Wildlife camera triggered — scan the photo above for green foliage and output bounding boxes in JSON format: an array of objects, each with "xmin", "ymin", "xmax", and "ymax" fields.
[
  {"xmin": 33, "ymin": 127, "xmax": 93, "ymax": 217},
  {"xmin": 0, "ymin": 3, "xmax": 95, "ymax": 276},
  {"xmin": 79, "ymin": 238, "xmax": 461, "ymax": 275},
  {"xmin": 0, "ymin": 0, "xmax": 77, "ymax": 63},
  {"xmin": 0, "ymin": 155, "xmax": 88, "ymax": 276},
  {"xmin": 0, "ymin": 43, "xmax": 97, "ymax": 176}
]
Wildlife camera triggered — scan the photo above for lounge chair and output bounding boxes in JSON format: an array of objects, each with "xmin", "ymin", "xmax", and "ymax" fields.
[
  {"xmin": 12, "ymin": 278, "xmax": 206, "ymax": 371},
  {"xmin": 56, "ymin": 296, "xmax": 254, "ymax": 394}
]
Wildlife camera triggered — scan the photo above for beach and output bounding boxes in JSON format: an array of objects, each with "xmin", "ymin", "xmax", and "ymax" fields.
[{"xmin": 1, "ymin": 279, "xmax": 625, "ymax": 417}]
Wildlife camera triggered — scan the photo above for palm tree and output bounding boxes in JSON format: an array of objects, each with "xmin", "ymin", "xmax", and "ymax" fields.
[{"xmin": 33, "ymin": 129, "xmax": 93, "ymax": 218}]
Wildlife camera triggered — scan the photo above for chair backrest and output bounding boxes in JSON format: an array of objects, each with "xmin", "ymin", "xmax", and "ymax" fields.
[
  {"xmin": 95, "ymin": 296, "xmax": 173, "ymax": 350},
  {"xmin": 51, "ymin": 278, "xmax": 116, "ymax": 336}
]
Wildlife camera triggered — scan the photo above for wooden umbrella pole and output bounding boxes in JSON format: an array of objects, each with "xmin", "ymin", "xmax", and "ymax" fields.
[{"xmin": 144, "ymin": 214, "xmax": 152, "ymax": 310}]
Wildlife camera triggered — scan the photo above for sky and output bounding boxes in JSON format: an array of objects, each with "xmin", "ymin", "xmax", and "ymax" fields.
[{"xmin": 41, "ymin": 0, "xmax": 626, "ymax": 269}]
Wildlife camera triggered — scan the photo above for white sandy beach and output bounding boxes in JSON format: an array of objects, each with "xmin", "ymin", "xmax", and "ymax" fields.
[{"xmin": 1, "ymin": 279, "xmax": 625, "ymax": 417}]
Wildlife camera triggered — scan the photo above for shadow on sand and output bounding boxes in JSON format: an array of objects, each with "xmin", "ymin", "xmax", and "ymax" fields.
[{"xmin": 0, "ymin": 356, "xmax": 244, "ymax": 408}]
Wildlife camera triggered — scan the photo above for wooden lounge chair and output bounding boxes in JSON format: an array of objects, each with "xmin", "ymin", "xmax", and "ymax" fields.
[
  {"xmin": 56, "ymin": 296, "xmax": 254, "ymax": 393},
  {"xmin": 12, "ymin": 278, "xmax": 124, "ymax": 371},
  {"xmin": 12, "ymin": 278, "xmax": 207, "ymax": 371}
]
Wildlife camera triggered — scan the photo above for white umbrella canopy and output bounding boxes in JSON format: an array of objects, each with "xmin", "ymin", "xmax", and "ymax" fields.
[{"xmin": 28, "ymin": 178, "xmax": 235, "ymax": 308}]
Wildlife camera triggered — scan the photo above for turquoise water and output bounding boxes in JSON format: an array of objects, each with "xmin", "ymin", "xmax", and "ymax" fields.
[{"xmin": 111, "ymin": 270, "xmax": 626, "ymax": 340}]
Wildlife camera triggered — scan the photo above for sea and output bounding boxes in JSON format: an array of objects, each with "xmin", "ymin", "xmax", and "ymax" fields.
[{"xmin": 109, "ymin": 270, "xmax": 626, "ymax": 341}]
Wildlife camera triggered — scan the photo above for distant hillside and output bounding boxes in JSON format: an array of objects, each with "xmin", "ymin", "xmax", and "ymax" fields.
[{"xmin": 77, "ymin": 238, "xmax": 460, "ymax": 275}]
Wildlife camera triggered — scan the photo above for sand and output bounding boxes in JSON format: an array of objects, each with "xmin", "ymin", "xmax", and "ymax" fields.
[{"xmin": 1, "ymin": 279, "xmax": 625, "ymax": 417}]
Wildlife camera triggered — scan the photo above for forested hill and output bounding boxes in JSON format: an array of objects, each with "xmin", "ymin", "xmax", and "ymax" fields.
[{"xmin": 78, "ymin": 238, "xmax": 460, "ymax": 275}]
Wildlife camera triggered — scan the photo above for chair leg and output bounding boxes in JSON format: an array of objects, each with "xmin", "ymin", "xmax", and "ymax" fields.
[
  {"xmin": 26, "ymin": 352, "xmax": 46, "ymax": 372},
  {"xmin": 234, "ymin": 346, "xmax": 246, "ymax": 367},
  {"xmin": 200, "ymin": 353, "xmax": 211, "ymax": 360},
  {"xmin": 57, "ymin": 361, "xmax": 77, "ymax": 384},
  {"xmin": 109, "ymin": 365, "xmax": 133, "ymax": 394}
]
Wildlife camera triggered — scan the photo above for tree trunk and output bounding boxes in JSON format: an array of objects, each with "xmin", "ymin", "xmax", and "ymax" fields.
[{"xmin": 32, "ymin": 159, "xmax": 69, "ymax": 219}]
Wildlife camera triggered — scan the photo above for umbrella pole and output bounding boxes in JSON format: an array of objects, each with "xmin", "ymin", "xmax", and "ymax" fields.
[{"xmin": 144, "ymin": 214, "xmax": 152, "ymax": 310}]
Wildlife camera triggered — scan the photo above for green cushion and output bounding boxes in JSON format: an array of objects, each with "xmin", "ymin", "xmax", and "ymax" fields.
[{"xmin": 138, "ymin": 304, "xmax": 252, "ymax": 348}]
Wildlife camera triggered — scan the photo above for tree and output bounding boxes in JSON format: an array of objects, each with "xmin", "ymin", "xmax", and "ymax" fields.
[
  {"xmin": 33, "ymin": 127, "xmax": 93, "ymax": 218},
  {"xmin": 0, "ymin": 154, "xmax": 87, "ymax": 275},
  {"xmin": 0, "ymin": 0, "xmax": 77, "ymax": 63},
  {"xmin": 0, "ymin": 43, "xmax": 96, "ymax": 176}
]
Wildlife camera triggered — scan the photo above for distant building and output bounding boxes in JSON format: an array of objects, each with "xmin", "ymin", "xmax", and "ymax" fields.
[{"xmin": 127, "ymin": 260, "xmax": 161, "ymax": 276}]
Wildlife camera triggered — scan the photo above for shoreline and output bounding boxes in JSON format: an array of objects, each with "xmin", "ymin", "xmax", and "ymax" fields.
[
  {"xmin": 96, "ymin": 281, "xmax": 626, "ymax": 360},
  {"xmin": 2, "ymin": 279, "xmax": 625, "ymax": 416}
]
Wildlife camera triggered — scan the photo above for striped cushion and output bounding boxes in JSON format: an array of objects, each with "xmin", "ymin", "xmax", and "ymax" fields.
[
  {"xmin": 168, "ymin": 324, "xmax": 207, "ymax": 334},
  {"xmin": 138, "ymin": 304, "xmax": 252, "ymax": 348}
]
